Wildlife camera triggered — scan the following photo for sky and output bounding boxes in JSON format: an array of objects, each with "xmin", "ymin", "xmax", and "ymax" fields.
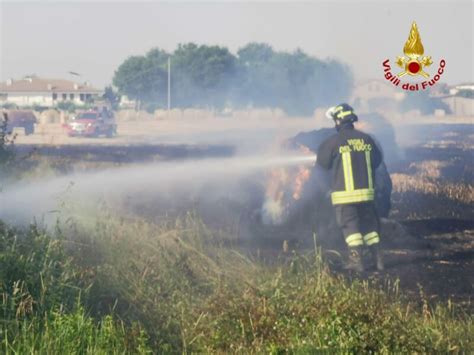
[{"xmin": 0, "ymin": 1, "xmax": 472, "ymax": 89}]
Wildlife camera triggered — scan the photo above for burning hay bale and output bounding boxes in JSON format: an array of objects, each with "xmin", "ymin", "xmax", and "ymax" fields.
[
  {"xmin": 253, "ymin": 118, "xmax": 397, "ymax": 248},
  {"xmin": 262, "ymin": 146, "xmax": 314, "ymax": 225}
]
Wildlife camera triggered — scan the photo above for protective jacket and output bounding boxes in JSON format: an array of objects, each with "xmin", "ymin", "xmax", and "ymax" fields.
[{"xmin": 317, "ymin": 123, "xmax": 382, "ymax": 205}]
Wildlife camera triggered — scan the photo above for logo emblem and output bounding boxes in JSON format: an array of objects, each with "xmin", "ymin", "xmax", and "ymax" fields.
[
  {"xmin": 395, "ymin": 22, "xmax": 433, "ymax": 78},
  {"xmin": 382, "ymin": 21, "xmax": 446, "ymax": 91}
]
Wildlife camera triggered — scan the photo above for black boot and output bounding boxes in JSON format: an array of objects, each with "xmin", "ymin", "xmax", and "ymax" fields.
[
  {"xmin": 345, "ymin": 247, "xmax": 364, "ymax": 272},
  {"xmin": 369, "ymin": 245, "xmax": 384, "ymax": 271}
]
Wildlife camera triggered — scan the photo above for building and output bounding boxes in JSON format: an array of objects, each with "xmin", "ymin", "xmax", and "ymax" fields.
[
  {"xmin": 350, "ymin": 79, "xmax": 405, "ymax": 113},
  {"xmin": 444, "ymin": 83, "xmax": 474, "ymax": 116},
  {"xmin": 449, "ymin": 83, "xmax": 474, "ymax": 96},
  {"xmin": 0, "ymin": 76, "xmax": 102, "ymax": 108},
  {"xmin": 441, "ymin": 96, "xmax": 474, "ymax": 116}
]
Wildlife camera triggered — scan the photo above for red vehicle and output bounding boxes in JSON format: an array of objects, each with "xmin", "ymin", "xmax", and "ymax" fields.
[
  {"xmin": 3, "ymin": 110, "xmax": 37, "ymax": 135},
  {"xmin": 66, "ymin": 109, "xmax": 117, "ymax": 138}
]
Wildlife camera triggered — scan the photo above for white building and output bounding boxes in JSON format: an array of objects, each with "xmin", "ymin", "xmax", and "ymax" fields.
[
  {"xmin": 442, "ymin": 96, "xmax": 474, "ymax": 116},
  {"xmin": 0, "ymin": 76, "xmax": 102, "ymax": 108},
  {"xmin": 449, "ymin": 83, "xmax": 474, "ymax": 96},
  {"xmin": 350, "ymin": 79, "xmax": 405, "ymax": 113}
]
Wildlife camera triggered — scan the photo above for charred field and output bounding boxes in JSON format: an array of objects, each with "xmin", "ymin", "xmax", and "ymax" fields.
[
  {"xmin": 0, "ymin": 120, "xmax": 473, "ymax": 352},
  {"xmin": 385, "ymin": 123, "xmax": 473, "ymax": 310}
]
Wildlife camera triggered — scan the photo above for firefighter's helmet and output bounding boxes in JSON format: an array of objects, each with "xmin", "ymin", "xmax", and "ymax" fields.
[{"xmin": 325, "ymin": 103, "xmax": 358, "ymax": 126}]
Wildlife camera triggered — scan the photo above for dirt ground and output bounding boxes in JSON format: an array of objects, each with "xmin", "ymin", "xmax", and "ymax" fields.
[{"xmin": 10, "ymin": 116, "xmax": 474, "ymax": 311}]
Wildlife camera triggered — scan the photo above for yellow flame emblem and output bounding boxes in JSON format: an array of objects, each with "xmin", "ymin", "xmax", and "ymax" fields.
[
  {"xmin": 403, "ymin": 22, "xmax": 424, "ymax": 57},
  {"xmin": 396, "ymin": 22, "xmax": 433, "ymax": 78}
]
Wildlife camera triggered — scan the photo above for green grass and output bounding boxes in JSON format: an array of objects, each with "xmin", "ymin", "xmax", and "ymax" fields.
[
  {"xmin": 2, "ymin": 306, "xmax": 150, "ymax": 354},
  {"xmin": 0, "ymin": 212, "xmax": 472, "ymax": 353}
]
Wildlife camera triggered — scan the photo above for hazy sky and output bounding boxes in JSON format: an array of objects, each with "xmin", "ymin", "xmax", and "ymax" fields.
[{"xmin": 1, "ymin": 1, "xmax": 472, "ymax": 88}]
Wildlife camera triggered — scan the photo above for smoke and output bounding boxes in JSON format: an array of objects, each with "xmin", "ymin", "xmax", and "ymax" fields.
[
  {"xmin": 0, "ymin": 152, "xmax": 316, "ymax": 226},
  {"xmin": 0, "ymin": 111, "xmax": 416, "ymax": 231}
]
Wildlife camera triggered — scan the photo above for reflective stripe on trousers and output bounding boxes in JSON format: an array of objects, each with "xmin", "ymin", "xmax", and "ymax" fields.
[
  {"xmin": 363, "ymin": 231, "xmax": 380, "ymax": 246},
  {"xmin": 346, "ymin": 231, "xmax": 380, "ymax": 247},
  {"xmin": 346, "ymin": 233, "xmax": 364, "ymax": 247}
]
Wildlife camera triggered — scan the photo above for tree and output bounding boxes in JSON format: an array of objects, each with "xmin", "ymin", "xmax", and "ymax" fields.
[
  {"xmin": 113, "ymin": 55, "xmax": 148, "ymax": 108},
  {"xmin": 112, "ymin": 42, "xmax": 354, "ymax": 115},
  {"xmin": 144, "ymin": 48, "xmax": 169, "ymax": 105},
  {"xmin": 234, "ymin": 43, "xmax": 277, "ymax": 108},
  {"xmin": 235, "ymin": 44, "xmax": 353, "ymax": 115},
  {"xmin": 113, "ymin": 49, "xmax": 169, "ymax": 109},
  {"xmin": 238, "ymin": 42, "xmax": 274, "ymax": 65},
  {"xmin": 171, "ymin": 43, "xmax": 237, "ymax": 108}
]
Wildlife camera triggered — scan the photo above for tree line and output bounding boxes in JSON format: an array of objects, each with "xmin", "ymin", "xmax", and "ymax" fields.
[{"xmin": 113, "ymin": 43, "xmax": 353, "ymax": 116}]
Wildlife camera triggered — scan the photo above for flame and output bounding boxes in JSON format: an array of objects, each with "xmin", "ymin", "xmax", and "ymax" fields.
[
  {"xmin": 403, "ymin": 22, "xmax": 424, "ymax": 58},
  {"xmin": 262, "ymin": 146, "xmax": 313, "ymax": 224},
  {"xmin": 292, "ymin": 166, "xmax": 311, "ymax": 200},
  {"xmin": 262, "ymin": 167, "xmax": 289, "ymax": 224},
  {"xmin": 292, "ymin": 146, "xmax": 312, "ymax": 200}
]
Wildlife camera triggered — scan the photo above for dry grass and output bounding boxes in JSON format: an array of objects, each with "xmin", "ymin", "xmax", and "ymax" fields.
[
  {"xmin": 391, "ymin": 173, "xmax": 473, "ymax": 205},
  {"xmin": 391, "ymin": 159, "xmax": 473, "ymax": 205},
  {"xmin": 408, "ymin": 160, "xmax": 450, "ymax": 179}
]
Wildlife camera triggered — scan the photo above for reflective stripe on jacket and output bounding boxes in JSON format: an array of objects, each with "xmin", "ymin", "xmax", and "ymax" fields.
[{"xmin": 316, "ymin": 124, "xmax": 382, "ymax": 205}]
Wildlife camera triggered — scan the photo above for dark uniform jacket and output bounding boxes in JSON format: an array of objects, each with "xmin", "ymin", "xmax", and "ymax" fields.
[{"xmin": 316, "ymin": 124, "xmax": 382, "ymax": 205}]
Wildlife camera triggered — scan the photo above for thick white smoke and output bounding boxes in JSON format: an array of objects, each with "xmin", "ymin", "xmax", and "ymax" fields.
[{"xmin": 0, "ymin": 153, "xmax": 316, "ymax": 226}]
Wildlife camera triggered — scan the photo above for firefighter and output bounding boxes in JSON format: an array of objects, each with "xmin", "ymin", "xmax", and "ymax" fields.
[{"xmin": 317, "ymin": 103, "xmax": 384, "ymax": 271}]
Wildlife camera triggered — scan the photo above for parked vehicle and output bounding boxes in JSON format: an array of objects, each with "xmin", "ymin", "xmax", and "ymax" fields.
[
  {"xmin": 66, "ymin": 109, "xmax": 116, "ymax": 138},
  {"xmin": 2, "ymin": 110, "xmax": 37, "ymax": 135}
]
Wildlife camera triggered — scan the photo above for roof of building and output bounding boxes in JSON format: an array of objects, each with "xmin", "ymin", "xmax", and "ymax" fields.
[
  {"xmin": 0, "ymin": 76, "xmax": 101, "ymax": 93},
  {"xmin": 452, "ymin": 83, "xmax": 474, "ymax": 89}
]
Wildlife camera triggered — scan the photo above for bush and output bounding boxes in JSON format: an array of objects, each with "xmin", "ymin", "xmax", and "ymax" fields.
[
  {"xmin": 31, "ymin": 104, "xmax": 49, "ymax": 113},
  {"xmin": 57, "ymin": 101, "xmax": 78, "ymax": 113},
  {"xmin": 103, "ymin": 86, "xmax": 121, "ymax": 111},
  {"xmin": 0, "ymin": 113, "xmax": 15, "ymax": 169}
]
